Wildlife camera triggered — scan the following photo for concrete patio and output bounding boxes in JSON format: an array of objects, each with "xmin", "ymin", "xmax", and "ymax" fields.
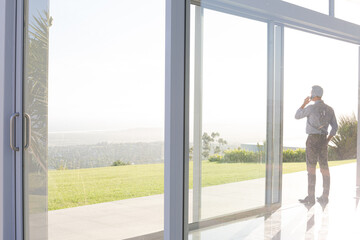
[{"xmin": 48, "ymin": 163, "xmax": 357, "ymax": 240}]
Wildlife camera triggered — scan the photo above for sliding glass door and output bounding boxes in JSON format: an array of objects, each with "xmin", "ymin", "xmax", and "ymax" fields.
[
  {"xmin": 189, "ymin": 6, "xmax": 268, "ymax": 224},
  {"xmin": 22, "ymin": 0, "xmax": 165, "ymax": 239},
  {"xmin": 188, "ymin": 2, "xmax": 284, "ymax": 236}
]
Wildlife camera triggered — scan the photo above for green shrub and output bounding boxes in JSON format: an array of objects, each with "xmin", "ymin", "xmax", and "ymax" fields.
[
  {"xmin": 282, "ymin": 149, "xmax": 306, "ymax": 162},
  {"xmin": 112, "ymin": 160, "xmax": 130, "ymax": 166},
  {"xmin": 328, "ymin": 147, "xmax": 338, "ymax": 161},
  {"xmin": 329, "ymin": 114, "xmax": 357, "ymax": 160},
  {"xmin": 56, "ymin": 164, "xmax": 67, "ymax": 170},
  {"xmin": 208, "ymin": 154, "xmax": 223, "ymax": 162}
]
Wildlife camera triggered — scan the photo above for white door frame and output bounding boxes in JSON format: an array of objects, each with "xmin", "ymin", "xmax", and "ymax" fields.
[
  {"xmin": 0, "ymin": 0, "xmax": 17, "ymax": 239},
  {"xmin": 0, "ymin": 0, "xmax": 24, "ymax": 239}
]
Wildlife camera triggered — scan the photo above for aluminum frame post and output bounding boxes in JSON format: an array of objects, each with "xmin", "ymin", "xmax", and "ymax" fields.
[
  {"xmin": 329, "ymin": 0, "xmax": 335, "ymax": 17},
  {"xmin": 272, "ymin": 25, "xmax": 284, "ymax": 204},
  {"xmin": 357, "ymin": 46, "xmax": 360, "ymax": 197},
  {"xmin": 0, "ymin": 0, "xmax": 17, "ymax": 239},
  {"xmin": 165, "ymin": 0, "xmax": 190, "ymax": 239},
  {"xmin": 193, "ymin": 5, "xmax": 204, "ymax": 223},
  {"xmin": 266, "ymin": 23, "xmax": 284, "ymax": 205},
  {"xmin": 265, "ymin": 22, "xmax": 275, "ymax": 205},
  {"xmin": 15, "ymin": 0, "xmax": 24, "ymax": 239}
]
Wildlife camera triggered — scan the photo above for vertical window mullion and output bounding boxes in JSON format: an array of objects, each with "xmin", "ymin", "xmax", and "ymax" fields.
[
  {"xmin": 266, "ymin": 22, "xmax": 275, "ymax": 205},
  {"xmin": 272, "ymin": 25, "xmax": 284, "ymax": 204},
  {"xmin": 193, "ymin": 5, "xmax": 203, "ymax": 224},
  {"xmin": 356, "ymin": 46, "xmax": 360, "ymax": 196},
  {"xmin": 164, "ymin": 0, "xmax": 190, "ymax": 239},
  {"xmin": 329, "ymin": 0, "xmax": 335, "ymax": 17},
  {"xmin": 266, "ymin": 23, "xmax": 284, "ymax": 205}
]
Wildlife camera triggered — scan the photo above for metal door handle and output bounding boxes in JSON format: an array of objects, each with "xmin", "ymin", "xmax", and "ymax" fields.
[
  {"xmin": 24, "ymin": 113, "xmax": 31, "ymax": 150},
  {"xmin": 10, "ymin": 112, "xmax": 20, "ymax": 151}
]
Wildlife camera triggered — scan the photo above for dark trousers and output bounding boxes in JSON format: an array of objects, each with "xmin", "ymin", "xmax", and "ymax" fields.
[{"xmin": 306, "ymin": 134, "xmax": 330, "ymax": 198}]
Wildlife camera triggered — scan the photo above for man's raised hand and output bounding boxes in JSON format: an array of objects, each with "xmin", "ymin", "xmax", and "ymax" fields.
[{"xmin": 301, "ymin": 97, "xmax": 311, "ymax": 109}]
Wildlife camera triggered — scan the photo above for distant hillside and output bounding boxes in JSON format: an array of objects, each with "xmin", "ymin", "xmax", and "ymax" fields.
[
  {"xmin": 48, "ymin": 142, "xmax": 164, "ymax": 169},
  {"xmin": 49, "ymin": 128, "xmax": 163, "ymax": 146}
]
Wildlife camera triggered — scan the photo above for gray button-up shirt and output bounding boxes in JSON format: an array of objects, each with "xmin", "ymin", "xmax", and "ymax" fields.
[{"xmin": 295, "ymin": 100, "xmax": 338, "ymax": 136}]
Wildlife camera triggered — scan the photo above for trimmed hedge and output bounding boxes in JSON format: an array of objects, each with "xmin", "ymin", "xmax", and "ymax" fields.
[
  {"xmin": 208, "ymin": 148, "xmax": 306, "ymax": 163},
  {"xmin": 222, "ymin": 149, "xmax": 259, "ymax": 163},
  {"xmin": 209, "ymin": 149, "xmax": 263, "ymax": 163},
  {"xmin": 282, "ymin": 149, "xmax": 306, "ymax": 162}
]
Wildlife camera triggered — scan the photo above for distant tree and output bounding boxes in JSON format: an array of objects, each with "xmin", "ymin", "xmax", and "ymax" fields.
[
  {"xmin": 202, "ymin": 133, "xmax": 214, "ymax": 159},
  {"xmin": 201, "ymin": 132, "xmax": 228, "ymax": 159},
  {"xmin": 256, "ymin": 141, "xmax": 266, "ymax": 163},
  {"xmin": 214, "ymin": 137, "xmax": 228, "ymax": 154},
  {"xmin": 329, "ymin": 114, "xmax": 357, "ymax": 160},
  {"xmin": 211, "ymin": 132, "xmax": 220, "ymax": 139},
  {"xmin": 189, "ymin": 146, "xmax": 193, "ymax": 161}
]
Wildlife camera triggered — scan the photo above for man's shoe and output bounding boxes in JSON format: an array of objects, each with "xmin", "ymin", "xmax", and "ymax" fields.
[
  {"xmin": 317, "ymin": 196, "xmax": 329, "ymax": 204},
  {"xmin": 299, "ymin": 196, "xmax": 315, "ymax": 205}
]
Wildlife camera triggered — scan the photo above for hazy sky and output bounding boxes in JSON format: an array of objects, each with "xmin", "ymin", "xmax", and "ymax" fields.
[
  {"xmin": 284, "ymin": 28, "xmax": 358, "ymax": 147},
  {"xmin": 48, "ymin": 0, "xmax": 165, "ymax": 132},
  {"xmin": 336, "ymin": 0, "xmax": 360, "ymax": 24},
  {"xmin": 47, "ymin": 0, "xmax": 359, "ymax": 147}
]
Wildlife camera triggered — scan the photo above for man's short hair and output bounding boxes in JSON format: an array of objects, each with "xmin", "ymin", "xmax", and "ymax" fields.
[{"xmin": 311, "ymin": 85, "xmax": 323, "ymax": 98}]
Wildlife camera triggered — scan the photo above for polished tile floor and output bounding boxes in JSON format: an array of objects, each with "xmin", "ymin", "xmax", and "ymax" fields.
[{"xmin": 189, "ymin": 163, "xmax": 360, "ymax": 240}]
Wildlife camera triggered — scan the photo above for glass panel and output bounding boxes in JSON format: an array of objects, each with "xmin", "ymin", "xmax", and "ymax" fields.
[
  {"xmin": 282, "ymin": 0, "xmax": 329, "ymax": 15},
  {"xmin": 283, "ymin": 27, "xmax": 358, "ymax": 205},
  {"xmin": 336, "ymin": 0, "xmax": 360, "ymax": 25},
  {"xmin": 24, "ymin": 0, "xmax": 165, "ymax": 239},
  {"xmin": 189, "ymin": 4, "xmax": 267, "ymax": 228},
  {"xmin": 23, "ymin": 0, "xmax": 49, "ymax": 239}
]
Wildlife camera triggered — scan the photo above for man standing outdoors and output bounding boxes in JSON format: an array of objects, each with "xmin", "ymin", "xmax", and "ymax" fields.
[{"xmin": 295, "ymin": 85, "xmax": 338, "ymax": 205}]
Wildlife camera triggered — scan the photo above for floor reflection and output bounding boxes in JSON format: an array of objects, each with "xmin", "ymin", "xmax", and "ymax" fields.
[
  {"xmin": 189, "ymin": 199, "xmax": 358, "ymax": 240},
  {"xmin": 303, "ymin": 203, "xmax": 329, "ymax": 240},
  {"xmin": 189, "ymin": 164, "xmax": 360, "ymax": 240}
]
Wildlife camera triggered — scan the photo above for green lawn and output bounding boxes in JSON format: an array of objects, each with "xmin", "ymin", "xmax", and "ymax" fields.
[{"xmin": 48, "ymin": 159, "xmax": 355, "ymax": 210}]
